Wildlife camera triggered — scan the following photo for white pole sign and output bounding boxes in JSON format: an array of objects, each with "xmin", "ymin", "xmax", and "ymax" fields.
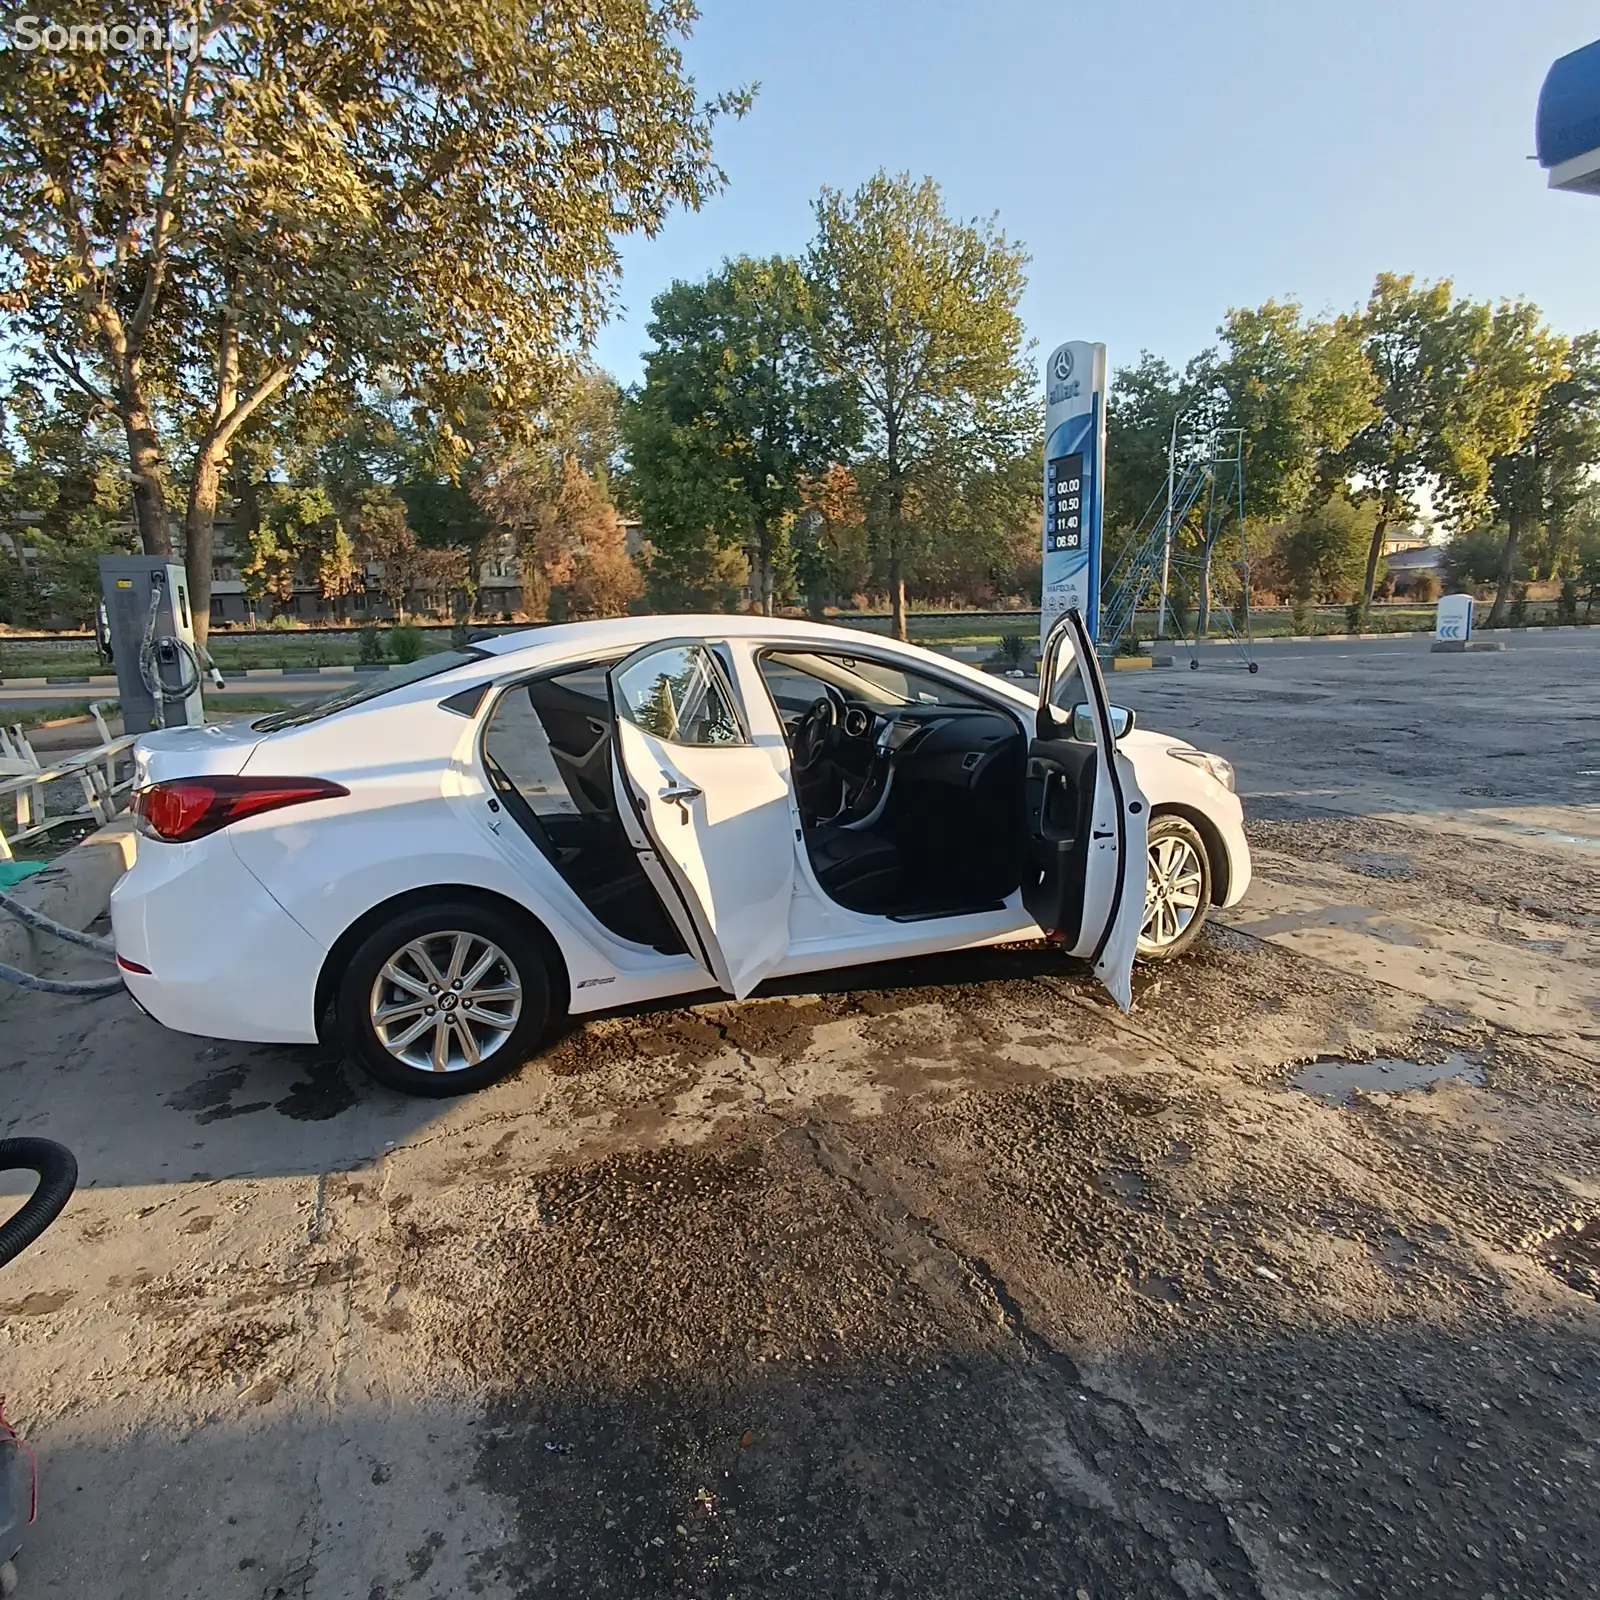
[
  {"xmin": 1435, "ymin": 593, "xmax": 1474, "ymax": 642},
  {"xmin": 1041, "ymin": 341, "xmax": 1108, "ymax": 655}
]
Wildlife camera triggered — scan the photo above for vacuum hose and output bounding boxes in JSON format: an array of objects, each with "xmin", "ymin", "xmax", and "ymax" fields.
[
  {"xmin": 0, "ymin": 1139, "xmax": 77, "ymax": 1269},
  {"xmin": 0, "ymin": 889, "xmax": 124, "ymax": 997}
]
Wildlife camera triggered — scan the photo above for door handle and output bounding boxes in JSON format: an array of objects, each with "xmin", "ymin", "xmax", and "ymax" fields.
[{"xmin": 658, "ymin": 777, "xmax": 702, "ymax": 807}]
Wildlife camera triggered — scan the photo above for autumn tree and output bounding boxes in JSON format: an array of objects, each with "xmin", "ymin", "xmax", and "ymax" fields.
[
  {"xmin": 0, "ymin": 0, "xmax": 744, "ymax": 639},
  {"xmin": 520, "ymin": 458, "xmax": 643, "ymax": 620},
  {"xmin": 807, "ymin": 172, "xmax": 1033, "ymax": 640}
]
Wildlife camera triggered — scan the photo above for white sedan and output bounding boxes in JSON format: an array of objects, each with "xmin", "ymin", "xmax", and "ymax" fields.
[{"xmin": 110, "ymin": 612, "xmax": 1250, "ymax": 1095}]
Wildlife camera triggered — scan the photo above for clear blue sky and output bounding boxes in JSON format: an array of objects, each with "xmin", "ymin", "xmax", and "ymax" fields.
[{"xmin": 591, "ymin": 0, "xmax": 1600, "ymax": 389}]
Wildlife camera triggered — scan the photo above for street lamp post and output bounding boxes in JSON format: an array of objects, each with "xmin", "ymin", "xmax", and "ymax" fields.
[{"xmin": 1156, "ymin": 409, "xmax": 1183, "ymax": 641}]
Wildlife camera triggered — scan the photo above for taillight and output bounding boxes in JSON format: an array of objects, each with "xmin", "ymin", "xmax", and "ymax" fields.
[{"xmin": 131, "ymin": 776, "xmax": 349, "ymax": 842}]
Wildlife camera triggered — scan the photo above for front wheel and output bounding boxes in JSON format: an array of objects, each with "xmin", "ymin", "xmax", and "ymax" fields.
[
  {"xmin": 337, "ymin": 900, "xmax": 554, "ymax": 1097},
  {"xmin": 1136, "ymin": 816, "xmax": 1212, "ymax": 962}
]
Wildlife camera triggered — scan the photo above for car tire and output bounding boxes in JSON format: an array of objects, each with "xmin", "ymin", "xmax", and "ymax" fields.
[
  {"xmin": 336, "ymin": 900, "xmax": 554, "ymax": 1097},
  {"xmin": 1136, "ymin": 815, "xmax": 1212, "ymax": 963}
]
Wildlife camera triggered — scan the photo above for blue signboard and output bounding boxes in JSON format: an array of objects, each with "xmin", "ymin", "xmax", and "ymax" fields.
[{"xmin": 1040, "ymin": 341, "xmax": 1107, "ymax": 650}]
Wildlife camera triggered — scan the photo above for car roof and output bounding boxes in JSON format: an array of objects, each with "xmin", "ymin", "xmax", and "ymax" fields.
[
  {"xmin": 475, "ymin": 613, "xmax": 905, "ymax": 657},
  {"xmin": 470, "ymin": 613, "xmax": 1038, "ymax": 710}
]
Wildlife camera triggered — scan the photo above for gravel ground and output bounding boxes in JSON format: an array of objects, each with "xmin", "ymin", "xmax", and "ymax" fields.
[{"xmin": 0, "ymin": 637, "xmax": 1595, "ymax": 1600}]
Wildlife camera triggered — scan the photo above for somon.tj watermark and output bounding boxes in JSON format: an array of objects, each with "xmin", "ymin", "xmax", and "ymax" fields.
[{"xmin": 6, "ymin": 15, "xmax": 200, "ymax": 59}]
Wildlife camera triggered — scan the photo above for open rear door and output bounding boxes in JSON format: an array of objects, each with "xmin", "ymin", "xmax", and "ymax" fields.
[
  {"xmin": 1021, "ymin": 610, "xmax": 1149, "ymax": 1010},
  {"xmin": 608, "ymin": 640, "xmax": 794, "ymax": 999}
]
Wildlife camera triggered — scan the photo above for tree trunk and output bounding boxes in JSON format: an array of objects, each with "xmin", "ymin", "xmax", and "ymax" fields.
[
  {"xmin": 1356, "ymin": 510, "xmax": 1391, "ymax": 634},
  {"xmin": 888, "ymin": 552, "xmax": 907, "ymax": 642},
  {"xmin": 1196, "ymin": 547, "xmax": 1213, "ymax": 636},
  {"xmin": 122, "ymin": 401, "xmax": 171, "ymax": 555},
  {"xmin": 1487, "ymin": 509, "xmax": 1526, "ymax": 628},
  {"xmin": 184, "ymin": 446, "xmax": 225, "ymax": 647}
]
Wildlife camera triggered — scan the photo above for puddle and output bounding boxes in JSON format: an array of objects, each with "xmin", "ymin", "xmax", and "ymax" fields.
[{"xmin": 1290, "ymin": 1051, "xmax": 1484, "ymax": 1105}]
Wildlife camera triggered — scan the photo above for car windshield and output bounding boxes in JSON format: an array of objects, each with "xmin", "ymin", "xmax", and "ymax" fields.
[
  {"xmin": 251, "ymin": 649, "xmax": 488, "ymax": 731},
  {"xmin": 763, "ymin": 650, "xmax": 990, "ymax": 710}
]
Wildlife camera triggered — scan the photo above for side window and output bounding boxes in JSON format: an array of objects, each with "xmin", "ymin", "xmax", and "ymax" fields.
[
  {"xmin": 1044, "ymin": 628, "xmax": 1084, "ymax": 711},
  {"xmin": 483, "ymin": 660, "xmax": 618, "ymax": 816},
  {"xmin": 614, "ymin": 645, "xmax": 747, "ymax": 747}
]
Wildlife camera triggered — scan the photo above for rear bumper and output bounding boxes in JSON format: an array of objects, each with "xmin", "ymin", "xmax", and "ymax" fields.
[{"xmin": 109, "ymin": 837, "xmax": 325, "ymax": 1044}]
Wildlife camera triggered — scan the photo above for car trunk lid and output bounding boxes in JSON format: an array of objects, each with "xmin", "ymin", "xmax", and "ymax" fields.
[{"xmin": 133, "ymin": 722, "xmax": 267, "ymax": 788}]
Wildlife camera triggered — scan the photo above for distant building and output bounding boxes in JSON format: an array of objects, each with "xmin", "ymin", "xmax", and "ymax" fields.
[{"xmin": 1384, "ymin": 544, "xmax": 1445, "ymax": 594}]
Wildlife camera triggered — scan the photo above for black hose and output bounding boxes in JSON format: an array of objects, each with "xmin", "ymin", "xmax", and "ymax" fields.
[{"xmin": 0, "ymin": 1138, "xmax": 78, "ymax": 1268}]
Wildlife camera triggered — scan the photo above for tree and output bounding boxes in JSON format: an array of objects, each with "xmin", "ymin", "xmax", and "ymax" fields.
[
  {"xmin": 1336, "ymin": 276, "xmax": 1563, "ymax": 630},
  {"xmin": 0, "ymin": 380, "xmax": 131, "ymax": 624},
  {"xmin": 521, "ymin": 458, "xmax": 643, "ymax": 620},
  {"xmin": 793, "ymin": 464, "xmax": 870, "ymax": 614},
  {"xmin": 807, "ymin": 172, "xmax": 1033, "ymax": 640},
  {"xmin": 1485, "ymin": 331, "xmax": 1600, "ymax": 624},
  {"xmin": 1104, "ymin": 353, "xmax": 1189, "ymax": 540},
  {"xmin": 1276, "ymin": 495, "xmax": 1379, "ymax": 608},
  {"xmin": 353, "ymin": 486, "xmax": 425, "ymax": 621},
  {"xmin": 0, "ymin": 0, "xmax": 745, "ymax": 640},
  {"xmin": 623, "ymin": 256, "xmax": 854, "ymax": 613},
  {"xmin": 1211, "ymin": 301, "xmax": 1375, "ymax": 522},
  {"xmin": 1442, "ymin": 525, "xmax": 1507, "ymax": 591}
]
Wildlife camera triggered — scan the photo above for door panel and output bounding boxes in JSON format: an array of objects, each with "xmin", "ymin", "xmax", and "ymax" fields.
[
  {"xmin": 1022, "ymin": 610, "xmax": 1149, "ymax": 1010},
  {"xmin": 609, "ymin": 642, "xmax": 795, "ymax": 999}
]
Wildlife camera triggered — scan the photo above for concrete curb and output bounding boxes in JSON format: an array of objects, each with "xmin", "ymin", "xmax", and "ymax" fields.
[{"xmin": 0, "ymin": 819, "xmax": 136, "ymax": 1011}]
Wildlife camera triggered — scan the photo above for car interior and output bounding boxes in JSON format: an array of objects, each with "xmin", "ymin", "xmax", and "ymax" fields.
[
  {"xmin": 755, "ymin": 650, "xmax": 1030, "ymax": 919},
  {"xmin": 481, "ymin": 643, "xmax": 1103, "ymax": 948},
  {"xmin": 481, "ymin": 660, "xmax": 688, "ymax": 954}
]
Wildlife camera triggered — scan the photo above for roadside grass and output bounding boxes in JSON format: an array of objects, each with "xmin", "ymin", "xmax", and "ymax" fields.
[{"xmin": 1, "ymin": 604, "xmax": 1587, "ymax": 678}]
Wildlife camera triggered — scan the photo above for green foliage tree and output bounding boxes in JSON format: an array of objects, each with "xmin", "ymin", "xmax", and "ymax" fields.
[
  {"xmin": 1442, "ymin": 525, "xmax": 1508, "ymax": 590},
  {"xmin": 0, "ymin": 0, "xmax": 744, "ymax": 640},
  {"xmin": 1104, "ymin": 353, "xmax": 1190, "ymax": 541},
  {"xmin": 1486, "ymin": 330, "xmax": 1600, "ymax": 624},
  {"xmin": 1336, "ymin": 275, "xmax": 1564, "ymax": 630},
  {"xmin": 1210, "ymin": 300, "xmax": 1375, "ymax": 521},
  {"xmin": 0, "ymin": 381, "xmax": 131, "ymax": 624},
  {"xmin": 807, "ymin": 172, "xmax": 1033, "ymax": 640},
  {"xmin": 1276, "ymin": 495, "xmax": 1379, "ymax": 608},
  {"xmin": 623, "ymin": 256, "xmax": 855, "ymax": 613}
]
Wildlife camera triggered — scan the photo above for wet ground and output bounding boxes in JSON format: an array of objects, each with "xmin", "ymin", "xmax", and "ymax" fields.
[{"xmin": 0, "ymin": 636, "xmax": 1596, "ymax": 1599}]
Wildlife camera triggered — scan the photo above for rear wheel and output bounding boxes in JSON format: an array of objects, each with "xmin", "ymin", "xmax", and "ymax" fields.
[
  {"xmin": 336, "ymin": 900, "xmax": 554, "ymax": 1096},
  {"xmin": 1136, "ymin": 815, "xmax": 1212, "ymax": 962}
]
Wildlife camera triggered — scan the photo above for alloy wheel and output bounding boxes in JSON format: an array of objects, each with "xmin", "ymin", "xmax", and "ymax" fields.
[
  {"xmin": 369, "ymin": 930, "xmax": 523, "ymax": 1073},
  {"xmin": 1138, "ymin": 832, "xmax": 1206, "ymax": 953}
]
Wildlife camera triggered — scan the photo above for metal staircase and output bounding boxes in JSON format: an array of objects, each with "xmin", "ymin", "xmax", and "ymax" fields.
[{"xmin": 1097, "ymin": 427, "xmax": 1255, "ymax": 670}]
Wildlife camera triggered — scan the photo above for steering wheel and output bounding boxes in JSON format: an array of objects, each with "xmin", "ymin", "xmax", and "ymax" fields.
[{"xmin": 794, "ymin": 695, "xmax": 837, "ymax": 770}]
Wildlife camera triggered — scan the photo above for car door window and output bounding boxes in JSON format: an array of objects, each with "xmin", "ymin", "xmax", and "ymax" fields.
[{"xmin": 614, "ymin": 645, "xmax": 747, "ymax": 747}]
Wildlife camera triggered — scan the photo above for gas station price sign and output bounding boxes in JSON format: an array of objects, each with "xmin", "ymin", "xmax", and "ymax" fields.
[{"xmin": 1045, "ymin": 453, "xmax": 1083, "ymax": 552}]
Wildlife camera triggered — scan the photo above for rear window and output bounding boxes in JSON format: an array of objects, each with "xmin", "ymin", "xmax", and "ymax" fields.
[{"xmin": 251, "ymin": 649, "xmax": 488, "ymax": 731}]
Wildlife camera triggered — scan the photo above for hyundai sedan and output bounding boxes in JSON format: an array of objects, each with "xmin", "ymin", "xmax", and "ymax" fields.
[{"xmin": 110, "ymin": 611, "xmax": 1250, "ymax": 1095}]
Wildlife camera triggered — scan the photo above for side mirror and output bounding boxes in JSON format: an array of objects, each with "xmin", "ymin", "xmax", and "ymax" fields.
[{"xmin": 1071, "ymin": 702, "xmax": 1136, "ymax": 743}]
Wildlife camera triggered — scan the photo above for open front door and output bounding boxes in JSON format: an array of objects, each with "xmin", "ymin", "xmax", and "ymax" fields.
[
  {"xmin": 1021, "ymin": 610, "xmax": 1149, "ymax": 1010},
  {"xmin": 608, "ymin": 640, "xmax": 794, "ymax": 999}
]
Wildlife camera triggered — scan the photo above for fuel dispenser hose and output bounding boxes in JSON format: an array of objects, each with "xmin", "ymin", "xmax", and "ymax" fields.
[{"xmin": 0, "ymin": 889, "xmax": 124, "ymax": 997}]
